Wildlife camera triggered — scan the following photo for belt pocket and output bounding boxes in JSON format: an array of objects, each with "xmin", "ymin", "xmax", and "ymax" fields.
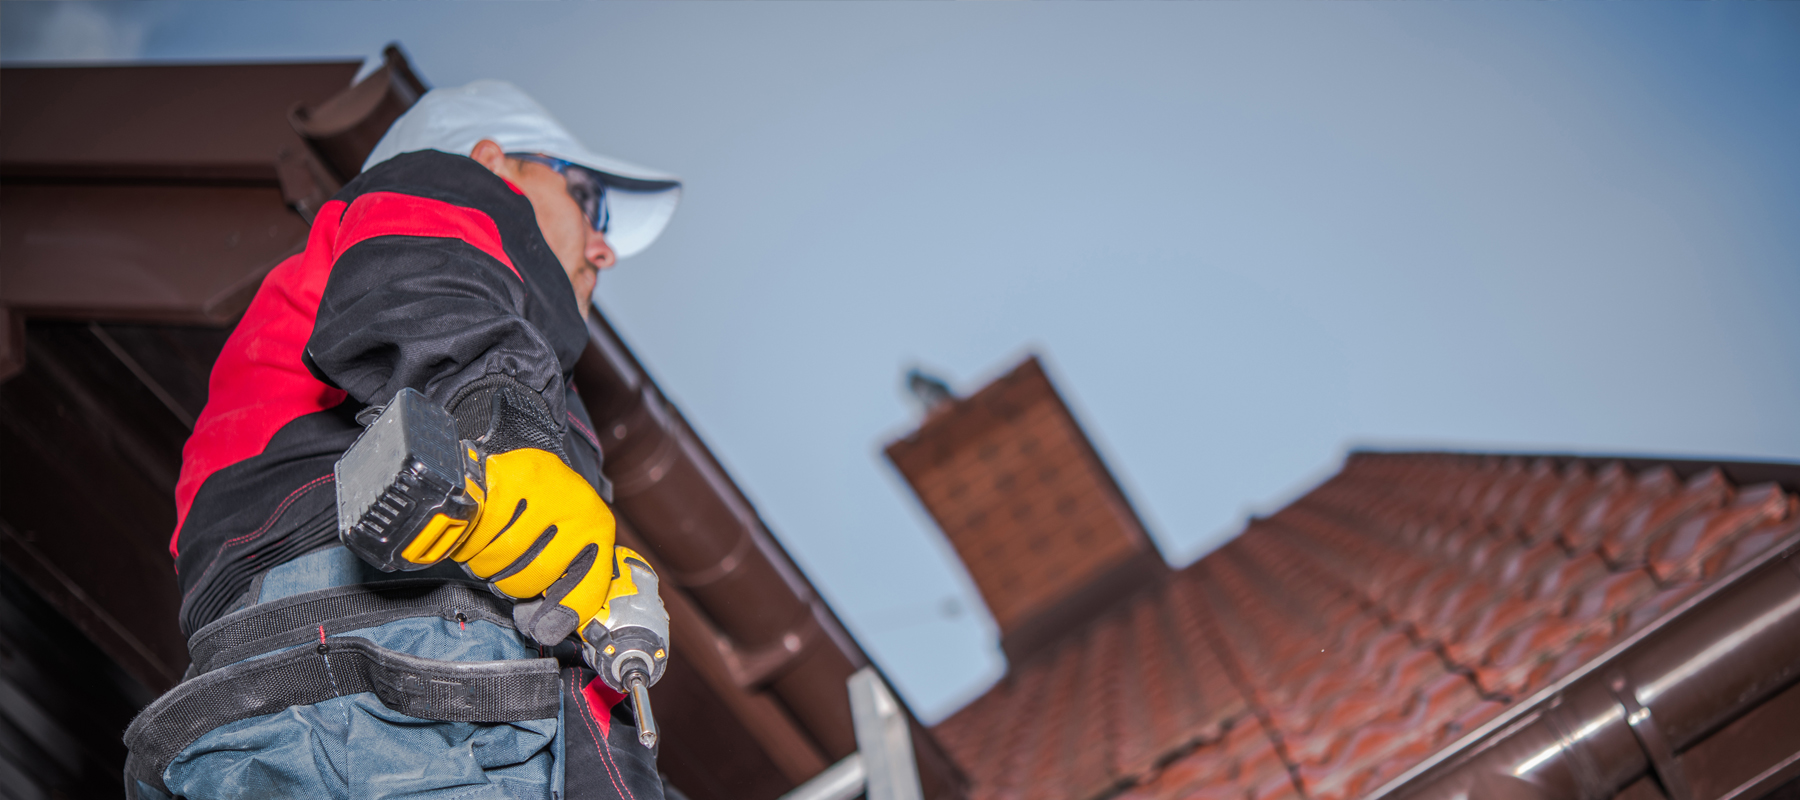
[
  {"xmin": 125, "ymin": 636, "xmax": 559, "ymax": 797},
  {"xmin": 184, "ymin": 578, "xmax": 516, "ymax": 675}
]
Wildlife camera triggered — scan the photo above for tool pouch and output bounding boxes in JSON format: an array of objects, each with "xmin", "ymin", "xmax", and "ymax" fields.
[
  {"xmin": 122, "ymin": 560, "xmax": 563, "ymax": 800},
  {"xmin": 122, "ymin": 546, "xmax": 663, "ymax": 800}
]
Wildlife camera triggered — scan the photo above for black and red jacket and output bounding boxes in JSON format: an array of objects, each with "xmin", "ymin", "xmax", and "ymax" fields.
[{"xmin": 172, "ymin": 150, "xmax": 609, "ymax": 635}]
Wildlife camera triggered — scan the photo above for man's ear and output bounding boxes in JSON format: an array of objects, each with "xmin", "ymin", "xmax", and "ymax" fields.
[{"xmin": 469, "ymin": 139, "xmax": 510, "ymax": 176}]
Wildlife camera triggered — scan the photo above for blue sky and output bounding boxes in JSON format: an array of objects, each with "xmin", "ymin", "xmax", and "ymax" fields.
[{"xmin": 6, "ymin": 1, "xmax": 1798, "ymax": 722}]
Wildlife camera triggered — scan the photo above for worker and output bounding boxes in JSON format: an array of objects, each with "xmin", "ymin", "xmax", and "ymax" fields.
[{"xmin": 123, "ymin": 80, "xmax": 680, "ymax": 800}]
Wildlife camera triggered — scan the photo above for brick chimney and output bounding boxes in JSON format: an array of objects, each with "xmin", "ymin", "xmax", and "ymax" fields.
[{"xmin": 885, "ymin": 356, "xmax": 1167, "ymax": 664}]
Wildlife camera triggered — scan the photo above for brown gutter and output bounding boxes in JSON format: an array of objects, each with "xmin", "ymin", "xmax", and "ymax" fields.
[{"xmin": 1366, "ymin": 528, "xmax": 1800, "ymax": 800}]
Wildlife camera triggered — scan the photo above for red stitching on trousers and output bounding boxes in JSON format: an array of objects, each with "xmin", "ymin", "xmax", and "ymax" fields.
[
  {"xmin": 571, "ymin": 669, "xmax": 630, "ymax": 800},
  {"xmin": 597, "ymin": 723, "xmax": 640, "ymax": 800}
]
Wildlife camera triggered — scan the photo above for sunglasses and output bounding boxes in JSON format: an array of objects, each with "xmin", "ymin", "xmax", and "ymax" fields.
[{"xmin": 507, "ymin": 153, "xmax": 611, "ymax": 234}]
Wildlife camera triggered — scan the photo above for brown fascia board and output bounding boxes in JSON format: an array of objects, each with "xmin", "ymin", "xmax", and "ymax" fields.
[
  {"xmin": 574, "ymin": 310, "xmax": 970, "ymax": 800},
  {"xmin": 0, "ymin": 181, "xmax": 312, "ymax": 325},
  {"xmin": 0, "ymin": 61, "xmax": 360, "ymax": 182},
  {"xmin": 0, "ymin": 60, "xmax": 359, "ymax": 341},
  {"xmin": 1366, "ymin": 518, "xmax": 1800, "ymax": 800}
]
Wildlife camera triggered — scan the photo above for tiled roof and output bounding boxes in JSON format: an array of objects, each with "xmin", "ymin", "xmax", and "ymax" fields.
[{"xmin": 932, "ymin": 452, "xmax": 1798, "ymax": 800}]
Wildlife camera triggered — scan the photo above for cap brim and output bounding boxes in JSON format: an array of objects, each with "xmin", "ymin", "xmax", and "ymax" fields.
[
  {"xmin": 545, "ymin": 144, "xmax": 681, "ymax": 259},
  {"xmin": 600, "ymin": 183, "xmax": 682, "ymax": 260}
]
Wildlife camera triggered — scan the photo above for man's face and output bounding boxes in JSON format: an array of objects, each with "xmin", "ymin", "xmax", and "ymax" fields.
[{"xmin": 471, "ymin": 140, "xmax": 616, "ymax": 319}]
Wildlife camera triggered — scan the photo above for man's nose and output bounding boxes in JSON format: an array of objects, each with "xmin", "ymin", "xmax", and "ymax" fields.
[{"xmin": 587, "ymin": 230, "xmax": 617, "ymax": 271}]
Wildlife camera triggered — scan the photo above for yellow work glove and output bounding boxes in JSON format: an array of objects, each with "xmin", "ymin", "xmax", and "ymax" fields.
[
  {"xmin": 436, "ymin": 376, "xmax": 620, "ymax": 647},
  {"xmin": 447, "ymin": 447, "xmax": 619, "ymax": 645}
]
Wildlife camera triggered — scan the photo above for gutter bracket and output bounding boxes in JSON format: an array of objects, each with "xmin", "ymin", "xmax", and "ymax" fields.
[{"xmin": 1609, "ymin": 673, "xmax": 1694, "ymax": 800}]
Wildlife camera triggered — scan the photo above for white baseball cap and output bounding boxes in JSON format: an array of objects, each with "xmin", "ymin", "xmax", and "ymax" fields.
[{"xmin": 363, "ymin": 80, "xmax": 682, "ymax": 259}]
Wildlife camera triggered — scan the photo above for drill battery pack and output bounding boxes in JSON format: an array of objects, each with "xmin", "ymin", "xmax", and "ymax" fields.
[{"xmin": 335, "ymin": 387, "xmax": 482, "ymax": 572}]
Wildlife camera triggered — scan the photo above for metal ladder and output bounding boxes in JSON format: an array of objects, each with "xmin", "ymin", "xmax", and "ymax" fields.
[{"xmin": 778, "ymin": 667, "xmax": 925, "ymax": 800}]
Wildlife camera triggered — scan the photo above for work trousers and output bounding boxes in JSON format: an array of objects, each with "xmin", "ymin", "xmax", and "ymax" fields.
[{"xmin": 124, "ymin": 546, "xmax": 664, "ymax": 800}]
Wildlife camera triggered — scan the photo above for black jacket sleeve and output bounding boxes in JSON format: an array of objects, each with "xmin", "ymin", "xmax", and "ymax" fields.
[{"xmin": 304, "ymin": 151, "xmax": 591, "ymax": 437}]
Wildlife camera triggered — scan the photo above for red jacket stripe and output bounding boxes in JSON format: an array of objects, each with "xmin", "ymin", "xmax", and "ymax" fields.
[
  {"xmin": 334, "ymin": 191, "xmax": 522, "ymax": 281},
  {"xmin": 171, "ymin": 200, "xmax": 351, "ymax": 556}
]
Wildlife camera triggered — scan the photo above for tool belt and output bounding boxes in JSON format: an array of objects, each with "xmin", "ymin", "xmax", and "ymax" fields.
[{"xmin": 124, "ymin": 578, "xmax": 561, "ymax": 797}]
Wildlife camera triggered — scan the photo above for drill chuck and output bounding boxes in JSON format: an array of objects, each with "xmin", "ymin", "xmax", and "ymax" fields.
[
  {"xmin": 582, "ymin": 549, "xmax": 671, "ymax": 750},
  {"xmin": 581, "ymin": 551, "xmax": 671, "ymax": 690}
]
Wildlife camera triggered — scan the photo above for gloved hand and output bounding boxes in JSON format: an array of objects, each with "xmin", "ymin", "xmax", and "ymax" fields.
[
  {"xmin": 440, "ymin": 377, "xmax": 620, "ymax": 646},
  {"xmin": 449, "ymin": 447, "xmax": 618, "ymax": 645}
]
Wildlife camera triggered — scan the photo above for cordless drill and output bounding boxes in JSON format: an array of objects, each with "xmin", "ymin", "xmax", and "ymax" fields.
[{"xmin": 334, "ymin": 387, "xmax": 669, "ymax": 747}]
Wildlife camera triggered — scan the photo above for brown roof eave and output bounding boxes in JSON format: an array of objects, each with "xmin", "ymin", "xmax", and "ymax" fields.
[{"xmin": 1366, "ymin": 527, "xmax": 1800, "ymax": 800}]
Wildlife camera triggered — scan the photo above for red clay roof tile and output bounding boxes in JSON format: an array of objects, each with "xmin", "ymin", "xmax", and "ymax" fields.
[
  {"xmin": 1600, "ymin": 468, "xmax": 1730, "ymax": 567},
  {"xmin": 1647, "ymin": 483, "xmax": 1795, "ymax": 583},
  {"xmin": 928, "ymin": 453, "xmax": 1798, "ymax": 800}
]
